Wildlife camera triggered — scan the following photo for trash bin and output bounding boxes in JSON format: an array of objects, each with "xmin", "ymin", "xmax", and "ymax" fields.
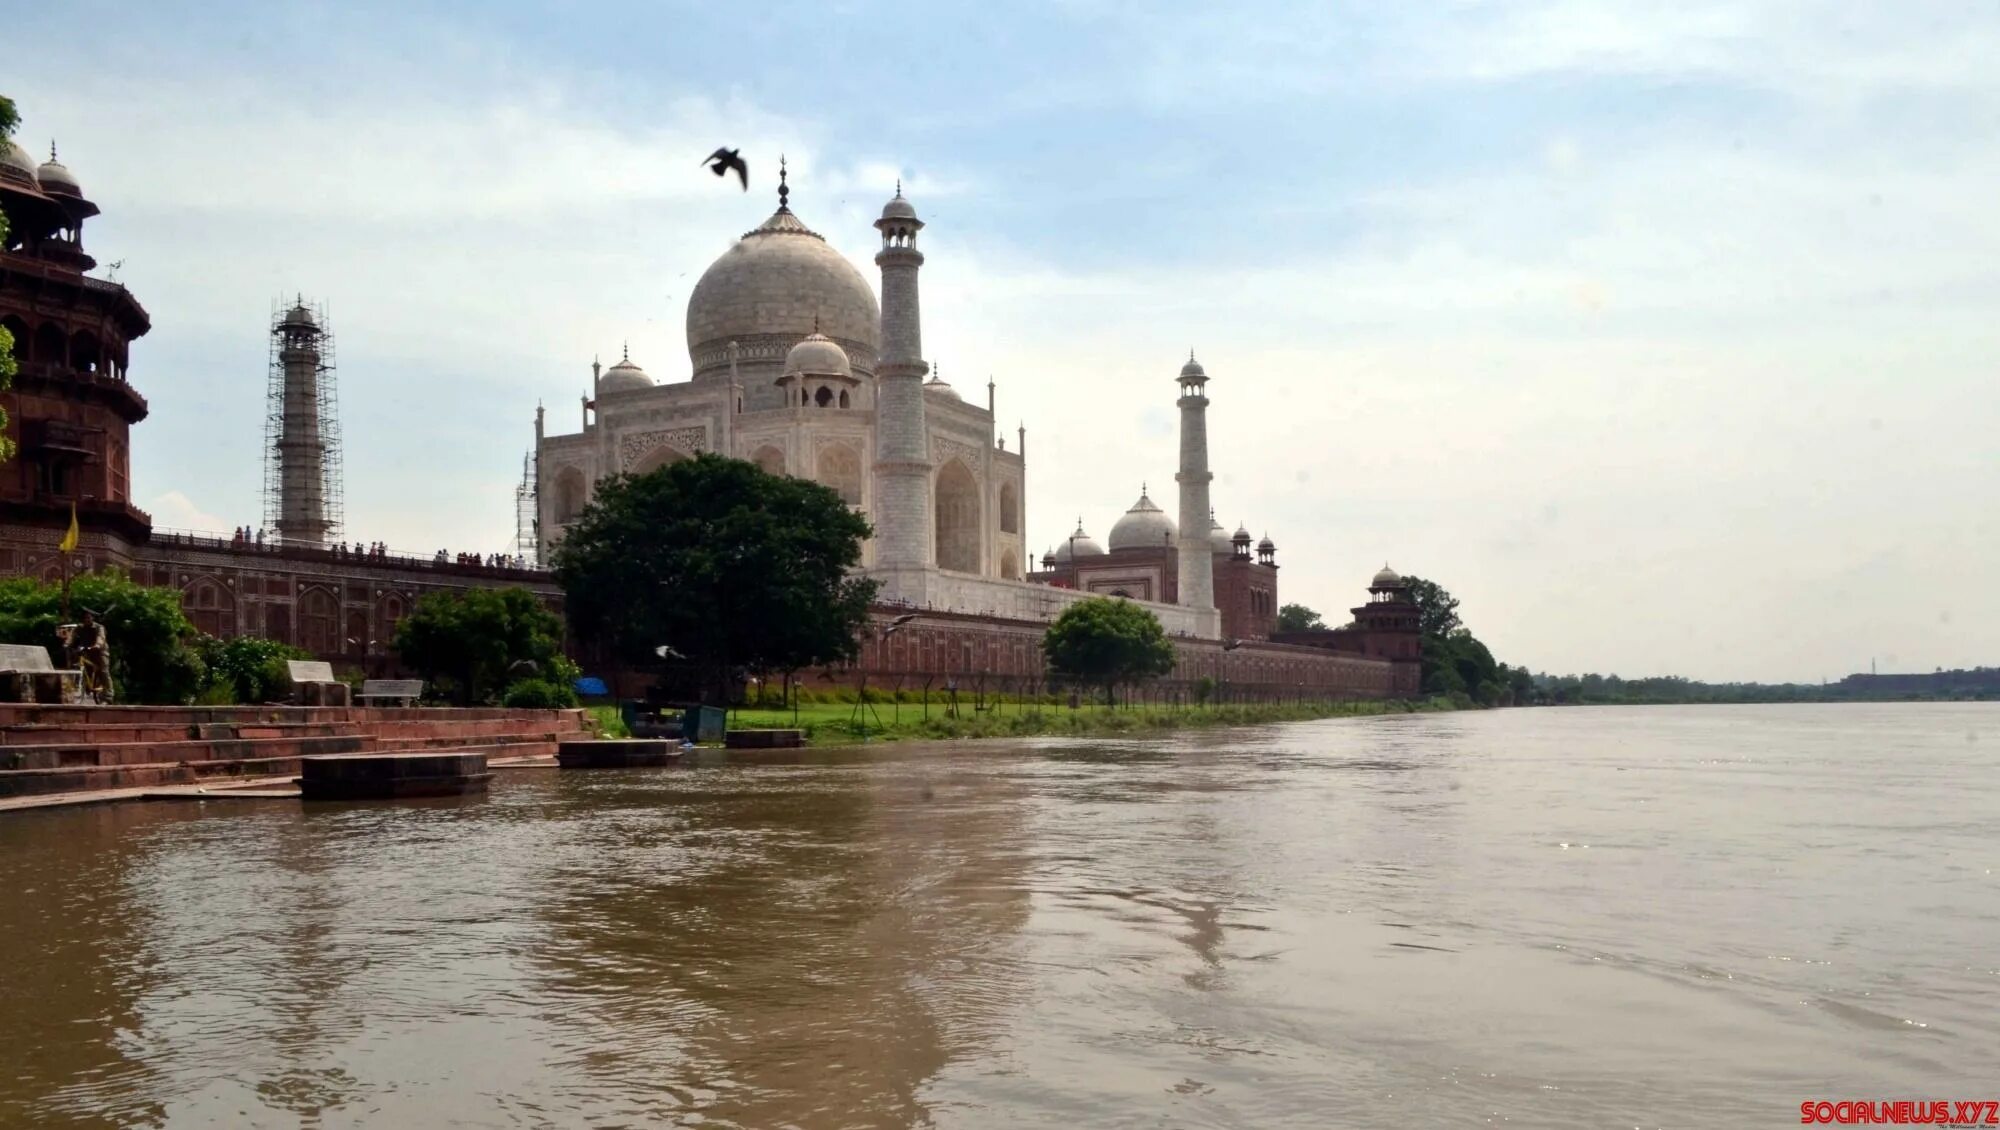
[{"xmin": 681, "ymin": 705, "xmax": 727, "ymax": 743}]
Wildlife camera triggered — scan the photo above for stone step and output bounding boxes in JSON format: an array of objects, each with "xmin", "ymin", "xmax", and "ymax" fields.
[
  {"xmin": 0, "ymin": 704, "xmax": 591, "ymax": 728},
  {"xmin": 0, "ymin": 720, "xmax": 367, "ymax": 746},
  {"xmin": 0, "ymin": 740, "xmax": 564, "ymax": 800},
  {"xmin": 0, "ymin": 733, "xmax": 374, "ymax": 773}
]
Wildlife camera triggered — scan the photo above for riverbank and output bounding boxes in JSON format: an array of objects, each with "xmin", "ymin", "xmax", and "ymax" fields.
[{"xmin": 591, "ymin": 697, "xmax": 1456, "ymax": 746}]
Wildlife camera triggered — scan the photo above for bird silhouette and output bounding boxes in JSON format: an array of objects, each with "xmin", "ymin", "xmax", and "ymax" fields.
[{"xmin": 703, "ymin": 147, "xmax": 749, "ymax": 190}]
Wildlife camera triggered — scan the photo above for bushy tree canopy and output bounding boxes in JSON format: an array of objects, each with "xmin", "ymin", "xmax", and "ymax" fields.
[
  {"xmin": 1042, "ymin": 597, "xmax": 1176, "ymax": 704},
  {"xmin": 393, "ymin": 586, "xmax": 572, "ymax": 705},
  {"xmin": 0, "ymin": 572, "xmax": 205, "ymax": 703},
  {"xmin": 195, "ymin": 636, "xmax": 311, "ymax": 704},
  {"xmin": 1276, "ymin": 603, "xmax": 1324, "ymax": 632},
  {"xmin": 552, "ymin": 454, "xmax": 877, "ymax": 702}
]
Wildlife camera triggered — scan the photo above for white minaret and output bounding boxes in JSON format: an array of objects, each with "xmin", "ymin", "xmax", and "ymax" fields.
[
  {"xmin": 1175, "ymin": 351, "xmax": 1215, "ymax": 612},
  {"xmin": 872, "ymin": 182, "xmax": 932, "ymax": 579}
]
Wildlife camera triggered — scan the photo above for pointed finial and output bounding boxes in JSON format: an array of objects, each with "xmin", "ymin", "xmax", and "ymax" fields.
[
  {"xmin": 778, "ymin": 155, "xmax": 790, "ymax": 210},
  {"xmin": 813, "ymin": 311, "xmax": 821, "ymax": 335},
  {"xmin": 621, "ymin": 340, "xmax": 629, "ymax": 362},
  {"xmin": 1190, "ymin": 348, "xmax": 1196, "ymax": 362},
  {"xmin": 1142, "ymin": 481, "xmax": 1148, "ymax": 494},
  {"xmin": 895, "ymin": 177, "xmax": 903, "ymax": 197},
  {"xmin": 49, "ymin": 140, "xmax": 57, "ymax": 161}
]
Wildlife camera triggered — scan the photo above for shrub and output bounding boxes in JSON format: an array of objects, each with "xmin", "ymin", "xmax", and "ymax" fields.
[
  {"xmin": 195, "ymin": 636, "xmax": 312, "ymax": 704},
  {"xmin": 502, "ymin": 678, "xmax": 579, "ymax": 709},
  {"xmin": 0, "ymin": 572, "xmax": 206, "ymax": 703}
]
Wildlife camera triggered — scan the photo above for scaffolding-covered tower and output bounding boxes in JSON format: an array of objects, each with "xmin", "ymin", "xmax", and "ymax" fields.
[
  {"xmin": 513, "ymin": 450, "xmax": 538, "ymax": 567},
  {"xmin": 263, "ymin": 296, "xmax": 344, "ymax": 547}
]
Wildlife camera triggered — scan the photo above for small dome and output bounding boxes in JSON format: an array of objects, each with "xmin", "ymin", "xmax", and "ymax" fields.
[
  {"xmin": 36, "ymin": 145, "xmax": 79, "ymax": 195},
  {"xmin": 1107, "ymin": 488, "xmax": 1177, "ymax": 551},
  {"xmin": 1207, "ymin": 511, "xmax": 1232, "ymax": 553},
  {"xmin": 881, "ymin": 184, "xmax": 918, "ymax": 221},
  {"xmin": 599, "ymin": 354, "xmax": 654, "ymax": 392},
  {"xmin": 1258, "ymin": 534, "xmax": 1275, "ymax": 551},
  {"xmin": 1232, "ymin": 524, "xmax": 1252, "ymax": 544},
  {"xmin": 923, "ymin": 375, "xmax": 960, "ymax": 401},
  {"xmin": 1180, "ymin": 351, "xmax": 1206, "ymax": 380},
  {"xmin": 783, "ymin": 331, "xmax": 851, "ymax": 378},
  {"xmin": 1372, "ymin": 564, "xmax": 1403, "ymax": 588},
  {"xmin": 0, "ymin": 141, "xmax": 37, "ymax": 183},
  {"xmin": 1051, "ymin": 520, "xmax": 1105, "ymax": 561},
  {"xmin": 279, "ymin": 302, "xmax": 318, "ymax": 330}
]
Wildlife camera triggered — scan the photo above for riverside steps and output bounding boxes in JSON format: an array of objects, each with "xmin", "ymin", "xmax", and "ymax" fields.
[
  {"xmin": 555, "ymin": 738, "xmax": 683, "ymax": 768},
  {"xmin": 0, "ymin": 704, "xmax": 590, "ymax": 802}
]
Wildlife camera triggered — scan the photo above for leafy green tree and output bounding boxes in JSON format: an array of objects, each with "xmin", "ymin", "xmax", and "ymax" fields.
[
  {"xmin": 195, "ymin": 636, "xmax": 312, "ymax": 704},
  {"xmin": 392, "ymin": 586, "xmax": 572, "ymax": 705},
  {"xmin": 553, "ymin": 454, "xmax": 877, "ymax": 704},
  {"xmin": 1042, "ymin": 597, "xmax": 1176, "ymax": 705},
  {"xmin": 0, "ymin": 572, "xmax": 205, "ymax": 703},
  {"xmin": 1276, "ymin": 602, "xmax": 1324, "ymax": 632},
  {"xmin": 1400, "ymin": 575, "xmax": 1462, "ymax": 640},
  {"xmin": 0, "ymin": 95, "xmax": 19, "ymax": 461}
]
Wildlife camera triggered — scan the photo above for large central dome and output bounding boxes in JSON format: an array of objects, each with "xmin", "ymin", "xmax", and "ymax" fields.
[{"xmin": 685, "ymin": 178, "xmax": 880, "ymax": 384}]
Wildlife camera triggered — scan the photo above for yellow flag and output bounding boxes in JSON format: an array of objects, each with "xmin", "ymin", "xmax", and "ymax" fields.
[{"xmin": 58, "ymin": 502, "xmax": 79, "ymax": 554}]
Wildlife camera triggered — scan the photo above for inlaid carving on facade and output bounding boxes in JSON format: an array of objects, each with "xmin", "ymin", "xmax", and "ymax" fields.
[
  {"xmin": 619, "ymin": 427, "xmax": 708, "ymax": 470},
  {"xmin": 931, "ymin": 437, "xmax": 986, "ymax": 474}
]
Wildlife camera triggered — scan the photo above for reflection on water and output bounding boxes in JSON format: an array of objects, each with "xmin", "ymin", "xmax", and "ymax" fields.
[{"xmin": 1, "ymin": 704, "xmax": 1996, "ymax": 1127}]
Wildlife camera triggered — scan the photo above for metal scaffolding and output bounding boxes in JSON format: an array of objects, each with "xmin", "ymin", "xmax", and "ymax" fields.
[
  {"xmin": 513, "ymin": 449, "xmax": 539, "ymax": 567},
  {"xmin": 262, "ymin": 296, "xmax": 344, "ymax": 545}
]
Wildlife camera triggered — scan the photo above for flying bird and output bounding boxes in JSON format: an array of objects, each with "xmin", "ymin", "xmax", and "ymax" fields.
[{"xmin": 702, "ymin": 147, "xmax": 749, "ymax": 190}]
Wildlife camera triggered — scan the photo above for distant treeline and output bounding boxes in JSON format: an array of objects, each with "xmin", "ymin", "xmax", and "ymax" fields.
[{"xmin": 1527, "ymin": 668, "xmax": 2000, "ymax": 705}]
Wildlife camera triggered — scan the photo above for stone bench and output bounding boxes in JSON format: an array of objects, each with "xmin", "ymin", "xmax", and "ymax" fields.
[
  {"xmin": 0, "ymin": 643, "xmax": 81, "ymax": 705},
  {"xmin": 358, "ymin": 678, "xmax": 424, "ymax": 707},
  {"xmin": 286, "ymin": 660, "xmax": 351, "ymax": 707}
]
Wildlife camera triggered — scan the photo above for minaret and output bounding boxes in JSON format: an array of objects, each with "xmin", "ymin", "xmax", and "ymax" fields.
[
  {"xmin": 272, "ymin": 298, "xmax": 333, "ymax": 546},
  {"xmin": 1175, "ymin": 351, "xmax": 1215, "ymax": 613},
  {"xmin": 872, "ymin": 180, "xmax": 932, "ymax": 577}
]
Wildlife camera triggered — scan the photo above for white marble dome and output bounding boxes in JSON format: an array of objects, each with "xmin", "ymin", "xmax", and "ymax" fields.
[
  {"xmin": 922, "ymin": 374, "xmax": 960, "ymax": 401},
  {"xmin": 1051, "ymin": 520, "xmax": 1105, "ymax": 561},
  {"xmin": 599, "ymin": 356, "xmax": 654, "ymax": 392},
  {"xmin": 685, "ymin": 195, "xmax": 880, "ymax": 383},
  {"xmin": 1107, "ymin": 489, "xmax": 1176, "ymax": 551},
  {"xmin": 1207, "ymin": 513, "xmax": 1232, "ymax": 553},
  {"xmin": 1372, "ymin": 564, "xmax": 1403, "ymax": 588},
  {"xmin": 881, "ymin": 187, "xmax": 918, "ymax": 222},
  {"xmin": 783, "ymin": 331, "xmax": 851, "ymax": 378}
]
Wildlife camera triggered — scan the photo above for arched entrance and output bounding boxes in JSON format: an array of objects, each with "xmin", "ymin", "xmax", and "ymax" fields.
[
  {"xmin": 627, "ymin": 445, "xmax": 690, "ymax": 476},
  {"xmin": 934, "ymin": 460, "xmax": 980, "ymax": 573}
]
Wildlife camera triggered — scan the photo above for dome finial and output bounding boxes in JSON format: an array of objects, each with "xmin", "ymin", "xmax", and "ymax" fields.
[
  {"xmin": 895, "ymin": 177, "xmax": 903, "ymax": 197},
  {"xmin": 49, "ymin": 140, "xmax": 57, "ymax": 161},
  {"xmin": 621, "ymin": 340, "xmax": 629, "ymax": 362},
  {"xmin": 777, "ymin": 155, "xmax": 790, "ymax": 211}
]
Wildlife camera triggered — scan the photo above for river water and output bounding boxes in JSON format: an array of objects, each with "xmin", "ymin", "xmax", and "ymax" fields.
[{"xmin": 1, "ymin": 704, "xmax": 1995, "ymax": 1128}]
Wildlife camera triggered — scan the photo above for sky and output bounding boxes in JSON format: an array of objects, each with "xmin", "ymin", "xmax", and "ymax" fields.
[{"xmin": 6, "ymin": 0, "xmax": 1997, "ymax": 683}]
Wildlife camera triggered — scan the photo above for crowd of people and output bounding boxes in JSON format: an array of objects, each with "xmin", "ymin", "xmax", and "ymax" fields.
[{"xmin": 215, "ymin": 527, "xmax": 530, "ymax": 570}]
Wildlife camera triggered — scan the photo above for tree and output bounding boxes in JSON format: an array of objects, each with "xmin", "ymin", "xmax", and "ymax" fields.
[
  {"xmin": 1042, "ymin": 597, "xmax": 1176, "ymax": 705},
  {"xmin": 392, "ymin": 586, "xmax": 572, "ymax": 705},
  {"xmin": 1400, "ymin": 575, "xmax": 1462, "ymax": 640},
  {"xmin": 1276, "ymin": 602, "xmax": 1324, "ymax": 632},
  {"xmin": 0, "ymin": 94, "xmax": 19, "ymax": 461},
  {"xmin": 0, "ymin": 572, "xmax": 206, "ymax": 703},
  {"xmin": 552, "ymin": 454, "xmax": 877, "ymax": 703}
]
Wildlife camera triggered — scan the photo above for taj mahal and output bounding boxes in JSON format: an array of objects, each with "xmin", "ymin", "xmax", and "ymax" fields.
[{"xmin": 534, "ymin": 165, "xmax": 1249, "ymax": 642}]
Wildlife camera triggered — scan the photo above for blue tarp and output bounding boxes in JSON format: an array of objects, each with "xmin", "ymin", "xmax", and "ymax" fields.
[{"xmin": 574, "ymin": 676, "xmax": 609, "ymax": 696}]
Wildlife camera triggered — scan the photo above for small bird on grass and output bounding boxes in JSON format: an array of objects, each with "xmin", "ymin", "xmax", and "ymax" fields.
[{"xmin": 702, "ymin": 147, "xmax": 749, "ymax": 190}]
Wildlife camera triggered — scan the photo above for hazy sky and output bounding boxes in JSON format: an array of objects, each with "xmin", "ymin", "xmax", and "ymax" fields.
[{"xmin": 7, "ymin": 1, "xmax": 1996, "ymax": 682}]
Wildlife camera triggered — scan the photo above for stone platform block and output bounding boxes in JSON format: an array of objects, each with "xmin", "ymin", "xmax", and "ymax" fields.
[
  {"xmin": 555, "ymin": 739, "xmax": 682, "ymax": 768},
  {"xmin": 298, "ymin": 751, "xmax": 491, "ymax": 800},
  {"xmin": 724, "ymin": 729, "xmax": 805, "ymax": 749}
]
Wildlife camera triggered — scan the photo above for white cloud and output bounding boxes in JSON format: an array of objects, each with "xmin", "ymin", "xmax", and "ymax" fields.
[{"xmin": 146, "ymin": 490, "xmax": 232, "ymax": 535}]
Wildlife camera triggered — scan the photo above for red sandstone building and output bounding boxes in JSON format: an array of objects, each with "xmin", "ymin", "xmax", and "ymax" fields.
[{"xmin": 0, "ymin": 134, "xmax": 556, "ymax": 674}]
